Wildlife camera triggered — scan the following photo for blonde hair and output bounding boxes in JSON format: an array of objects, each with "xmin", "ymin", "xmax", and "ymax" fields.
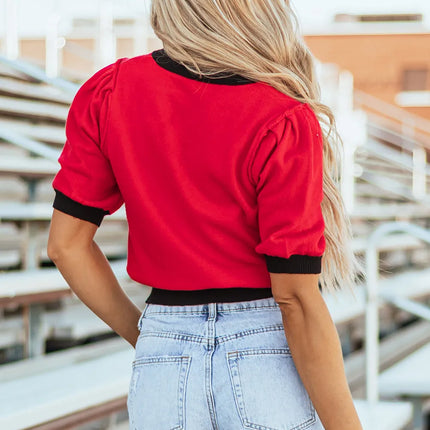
[{"xmin": 150, "ymin": 0, "xmax": 364, "ymax": 295}]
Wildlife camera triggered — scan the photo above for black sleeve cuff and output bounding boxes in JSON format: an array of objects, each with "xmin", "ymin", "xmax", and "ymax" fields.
[
  {"xmin": 53, "ymin": 189, "xmax": 109, "ymax": 227},
  {"xmin": 264, "ymin": 254, "xmax": 322, "ymax": 274}
]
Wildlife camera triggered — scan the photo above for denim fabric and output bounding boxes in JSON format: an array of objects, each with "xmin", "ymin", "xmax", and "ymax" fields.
[{"xmin": 127, "ymin": 296, "xmax": 325, "ymax": 430}]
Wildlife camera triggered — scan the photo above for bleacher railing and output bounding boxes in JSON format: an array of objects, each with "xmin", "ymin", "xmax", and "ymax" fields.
[
  {"xmin": 365, "ymin": 221, "xmax": 430, "ymax": 403},
  {"xmin": 2, "ymin": 0, "xmax": 152, "ymax": 77},
  {"xmin": 354, "ymin": 89, "xmax": 430, "ymax": 148}
]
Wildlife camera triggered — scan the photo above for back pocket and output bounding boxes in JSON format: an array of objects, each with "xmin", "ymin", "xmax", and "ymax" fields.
[
  {"xmin": 128, "ymin": 355, "xmax": 191, "ymax": 430},
  {"xmin": 227, "ymin": 348, "xmax": 316, "ymax": 430}
]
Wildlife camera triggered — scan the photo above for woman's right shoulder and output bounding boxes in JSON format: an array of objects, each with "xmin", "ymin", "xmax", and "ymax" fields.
[{"xmin": 114, "ymin": 51, "xmax": 155, "ymax": 71}]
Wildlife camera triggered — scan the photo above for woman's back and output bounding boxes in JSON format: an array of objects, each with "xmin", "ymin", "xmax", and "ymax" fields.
[
  {"xmin": 47, "ymin": 1, "xmax": 363, "ymax": 428},
  {"xmin": 52, "ymin": 48, "xmax": 325, "ymax": 291}
]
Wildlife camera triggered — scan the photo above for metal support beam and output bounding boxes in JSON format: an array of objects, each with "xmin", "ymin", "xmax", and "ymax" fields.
[
  {"xmin": 380, "ymin": 294, "xmax": 430, "ymax": 322},
  {"xmin": 5, "ymin": 0, "xmax": 19, "ymax": 59},
  {"xmin": 45, "ymin": 13, "xmax": 62, "ymax": 78},
  {"xmin": 0, "ymin": 54, "xmax": 78, "ymax": 93},
  {"xmin": 97, "ymin": 0, "xmax": 116, "ymax": 68},
  {"xmin": 365, "ymin": 221, "xmax": 430, "ymax": 405},
  {"xmin": 133, "ymin": 11, "xmax": 150, "ymax": 56},
  {"xmin": 412, "ymin": 146, "xmax": 426, "ymax": 200},
  {"xmin": 0, "ymin": 125, "xmax": 61, "ymax": 162}
]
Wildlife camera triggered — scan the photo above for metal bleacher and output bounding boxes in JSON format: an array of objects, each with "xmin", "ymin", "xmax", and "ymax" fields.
[
  {"xmin": 364, "ymin": 222, "xmax": 430, "ymax": 430},
  {"xmin": 1, "ymin": 41, "xmax": 430, "ymax": 430},
  {"xmin": 0, "ymin": 52, "xmax": 141, "ymax": 429}
]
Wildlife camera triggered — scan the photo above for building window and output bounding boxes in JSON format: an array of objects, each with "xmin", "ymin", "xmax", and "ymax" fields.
[
  {"xmin": 402, "ymin": 69, "xmax": 428, "ymax": 91},
  {"xmin": 334, "ymin": 13, "xmax": 423, "ymax": 23}
]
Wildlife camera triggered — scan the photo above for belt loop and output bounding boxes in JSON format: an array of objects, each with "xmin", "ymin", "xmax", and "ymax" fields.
[
  {"xmin": 137, "ymin": 303, "xmax": 149, "ymax": 330},
  {"xmin": 208, "ymin": 302, "xmax": 217, "ymax": 321}
]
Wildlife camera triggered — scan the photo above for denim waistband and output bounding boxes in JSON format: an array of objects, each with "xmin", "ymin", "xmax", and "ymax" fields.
[{"xmin": 142, "ymin": 296, "xmax": 280, "ymax": 316}]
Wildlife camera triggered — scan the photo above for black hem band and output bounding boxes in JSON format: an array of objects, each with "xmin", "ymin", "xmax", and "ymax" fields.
[
  {"xmin": 152, "ymin": 49, "xmax": 257, "ymax": 86},
  {"xmin": 53, "ymin": 189, "xmax": 109, "ymax": 227},
  {"xmin": 145, "ymin": 287, "xmax": 273, "ymax": 305},
  {"xmin": 264, "ymin": 254, "xmax": 322, "ymax": 274}
]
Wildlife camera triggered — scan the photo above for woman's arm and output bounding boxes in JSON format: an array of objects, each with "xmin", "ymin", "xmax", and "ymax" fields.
[
  {"xmin": 270, "ymin": 273, "xmax": 363, "ymax": 430},
  {"xmin": 47, "ymin": 209, "xmax": 142, "ymax": 349}
]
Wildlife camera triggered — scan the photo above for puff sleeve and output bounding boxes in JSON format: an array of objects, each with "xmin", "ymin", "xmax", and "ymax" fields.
[
  {"xmin": 51, "ymin": 60, "xmax": 124, "ymax": 226},
  {"xmin": 251, "ymin": 104, "xmax": 326, "ymax": 273}
]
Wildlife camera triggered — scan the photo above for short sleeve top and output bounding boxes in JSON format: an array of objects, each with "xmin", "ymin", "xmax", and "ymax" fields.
[
  {"xmin": 51, "ymin": 49, "xmax": 326, "ymax": 303},
  {"xmin": 251, "ymin": 103, "xmax": 326, "ymax": 272},
  {"xmin": 52, "ymin": 60, "xmax": 124, "ymax": 225}
]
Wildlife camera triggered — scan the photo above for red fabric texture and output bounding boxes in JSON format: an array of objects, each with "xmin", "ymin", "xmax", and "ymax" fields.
[{"xmin": 52, "ymin": 52, "xmax": 326, "ymax": 290}]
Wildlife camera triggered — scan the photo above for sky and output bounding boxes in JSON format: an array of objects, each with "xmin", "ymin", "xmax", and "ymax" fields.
[{"xmin": 1, "ymin": 0, "xmax": 430, "ymax": 37}]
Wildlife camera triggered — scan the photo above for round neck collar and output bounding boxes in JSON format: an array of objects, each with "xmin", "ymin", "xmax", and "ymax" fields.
[{"xmin": 151, "ymin": 48, "xmax": 257, "ymax": 85}]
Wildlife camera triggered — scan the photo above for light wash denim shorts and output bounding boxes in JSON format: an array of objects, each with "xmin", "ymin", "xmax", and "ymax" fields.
[{"xmin": 127, "ymin": 296, "xmax": 325, "ymax": 430}]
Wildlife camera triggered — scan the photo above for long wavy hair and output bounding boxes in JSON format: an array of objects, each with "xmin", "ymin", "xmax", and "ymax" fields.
[{"xmin": 150, "ymin": 0, "xmax": 365, "ymax": 296}]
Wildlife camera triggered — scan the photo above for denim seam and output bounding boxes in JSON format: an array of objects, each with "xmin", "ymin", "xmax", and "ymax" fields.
[
  {"xmin": 137, "ymin": 325, "xmax": 284, "ymax": 345},
  {"xmin": 144, "ymin": 305, "xmax": 279, "ymax": 316},
  {"xmin": 132, "ymin": 354, "xmax": 189, "ymax": 367},
  {"xmin": 227, "ymin": 348, "xmax": 291, "ymax": 359},
  {"xmin": 137, "ymin": 331, "xmax": 206, "ymax": 344},
  {"xmin": 137, "ymin": 303, "xmax": 149, "ymax": 331},
  {"xmin": 217, "ymin": 325, "xmax": 285, "ymax": 344},
  {"xmin": 205, "ymin": 304, "xmax": 220, "ymax": 430},
  {"xmin": 176, "ymin": 357, "xmax": 192, "ymax": 430}
]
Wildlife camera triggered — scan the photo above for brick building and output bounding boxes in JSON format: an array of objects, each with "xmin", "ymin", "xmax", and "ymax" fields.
[{"xmin": 5, "ymin": 9, "xmax": 430, "ymax": 120}]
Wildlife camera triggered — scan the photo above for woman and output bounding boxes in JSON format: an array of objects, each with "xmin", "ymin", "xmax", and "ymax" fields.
[{"xmin": 48, "ymin": 0, "xmax": 364, "ymax": 429}]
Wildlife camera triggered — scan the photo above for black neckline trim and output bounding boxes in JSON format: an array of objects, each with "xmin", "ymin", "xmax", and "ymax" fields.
[{"xmin": 151, "ymin": 49, "xmax": 257, "ymax": 86}]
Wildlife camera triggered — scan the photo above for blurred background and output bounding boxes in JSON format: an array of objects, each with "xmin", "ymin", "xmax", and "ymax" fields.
[{"xmin": 0, "ymin": 0, "xmax": 429, "ymax": 429}]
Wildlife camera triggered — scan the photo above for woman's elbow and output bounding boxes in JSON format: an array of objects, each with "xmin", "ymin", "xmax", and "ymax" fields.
[
  {"xmin": 48, "ymin": 209, "xmax": 98, "ymax": 260},
  {"xmin": 270, "ymin": 272, "xmax": 321, "ymax": 308},
  {"xmin": 47, "ymin": 239, "xmax": 68, "ymax": 261},
  {"xmin": 47, "ymin": 234, "xmax": 92, "ymax": 261}
]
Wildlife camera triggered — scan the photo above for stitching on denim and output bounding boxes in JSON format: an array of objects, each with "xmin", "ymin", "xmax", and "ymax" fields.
[
  {"xmin": 217, "ymin": 324, "xmax": 285, "ymax": 344},
  {"xmin": 227, "ymin": 348, "xmax": 291, "ymax": 359},
  {"xmin": 144, "ymin": 305, "xmax": 279, "ymax": 317},
  {"xmin": 177, "ymin": 357, "xmax": 192, "ymax": 430},
  {"xmin": 136, "ymin": 324, "xmax": 284, "ymax": 345},
  {"xmin": 137, "ymin": 331, "xmax": 206, "ymax": 344}
]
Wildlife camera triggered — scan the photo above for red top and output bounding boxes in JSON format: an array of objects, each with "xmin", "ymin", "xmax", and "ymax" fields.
[{"xmin": 52, "ymin": 49, "xmax": 326, "ymax": 303}]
